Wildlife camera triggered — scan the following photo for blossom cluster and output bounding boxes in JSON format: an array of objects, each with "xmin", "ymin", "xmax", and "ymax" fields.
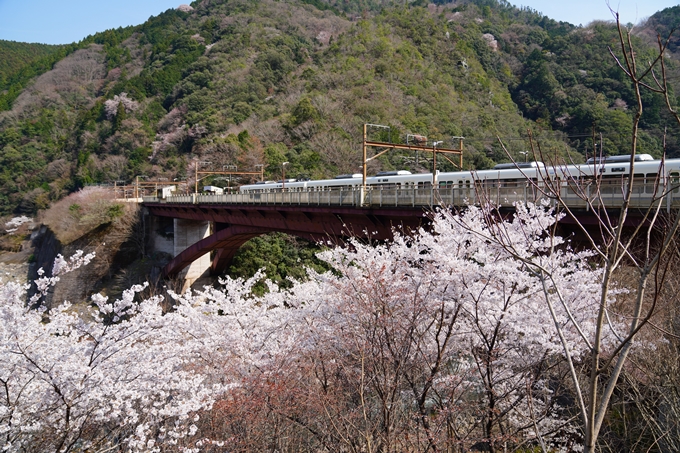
[
  {"xmin": 4, "ymin": 216, "xmax": 32, "ymax": 235},
  {"xmin": 0, "ymin": 203, "xmax": 617, "ymax": 452},
  {"xmin": 104, "ymin": 92, "xmax": 139, "ymax": 120}
]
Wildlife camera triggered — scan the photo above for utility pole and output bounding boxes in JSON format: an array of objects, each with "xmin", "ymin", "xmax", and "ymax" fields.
[
  {"xmin": 362, "ymin": 124, "xmax": 368, "ymax": 206},
  {"xmin": 282, "ymin": 162, "xmax": 289, "ymax": 191}
]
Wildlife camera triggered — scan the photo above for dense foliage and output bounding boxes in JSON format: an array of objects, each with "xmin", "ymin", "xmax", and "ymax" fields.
[
  {"xmin": 227, "ymin": 232, "xmax": 331, "ymax": 295},
  {"xmin": 0, "ymin": 41, "xmax": 63, "ymax": 89}
]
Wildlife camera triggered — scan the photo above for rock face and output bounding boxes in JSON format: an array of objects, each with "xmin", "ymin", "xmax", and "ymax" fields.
[
  {"xmin": 27, "ymin": 217, "xmax": 146, "ymax": 308},
  {"xmin": 29, "ymin": 225, "xmax": 62, "ymax": 286}
]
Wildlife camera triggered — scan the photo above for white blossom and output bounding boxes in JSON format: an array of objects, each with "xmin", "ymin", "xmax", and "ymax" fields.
[
  {"xmin": 4, "ymin": 216, "xmax": 32, "ymax": 235},
  {"xmin": 104, "ymin": 92, "xmax": 139, "ymax": 120},
  {"xmin": 0, "ymin": 204, "xmax": 623, "ymax": 451}
]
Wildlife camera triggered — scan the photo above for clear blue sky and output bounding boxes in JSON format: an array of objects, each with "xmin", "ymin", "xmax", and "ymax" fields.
[
  {"xmin": 0, "ymin": 0, "xmax": 677, "ymax": 45},
  {"xmin": 516, "ymin": 0, "xmax": 678, "ymax": 26},
  {"xmin": 0, "ymin": 0, "xmax": 182, "ymax": 44}
]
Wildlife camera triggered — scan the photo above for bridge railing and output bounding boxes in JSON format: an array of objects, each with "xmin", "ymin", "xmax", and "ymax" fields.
[
  {"xmin": 141, "ymin": 184, "xmax": 680, "ymax": 212},
  {"xmin": 557, "ymin": 182, "xmax": 679, "ymax": 212}
]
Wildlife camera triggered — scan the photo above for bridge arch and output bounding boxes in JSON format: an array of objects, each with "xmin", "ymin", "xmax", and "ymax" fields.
[
  {"xmin": 164, "ymin": 224, "xmax": 342, "ymax": 278},
  {"xmin": 145, "ymin": 202, "xmax": 433, "ymax": 280}
]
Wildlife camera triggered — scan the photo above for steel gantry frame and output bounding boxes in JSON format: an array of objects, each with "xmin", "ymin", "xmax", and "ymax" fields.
[{"xmin": 361, "ymin": 123, "xmax": 464, "ymax": 205}]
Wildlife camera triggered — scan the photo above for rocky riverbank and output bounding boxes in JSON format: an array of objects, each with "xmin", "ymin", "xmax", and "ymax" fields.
[{"xmin": 0, "ymin": 248, "xmax": 32, "ymax": 285}]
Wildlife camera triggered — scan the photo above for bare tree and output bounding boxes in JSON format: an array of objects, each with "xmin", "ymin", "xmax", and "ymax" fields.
[{"xmin": 486, "ymin": 15, "xmax": 680, "ymax": 452}]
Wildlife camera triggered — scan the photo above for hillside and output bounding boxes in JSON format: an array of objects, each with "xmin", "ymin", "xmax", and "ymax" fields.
[
  {"xmin": 0, "ymin": 0, "xmax": 678, "ymax": 218},
  {"xmin": 0, "ymin": 41, "xmax": 63, "ymax": 82},
  {"xmin": 637, "ymin": 5, "xmax": 680, "ymax": 54},
  {"xmin": 0, "ymin": 40, "xmax": 75, "ymax": 112}
]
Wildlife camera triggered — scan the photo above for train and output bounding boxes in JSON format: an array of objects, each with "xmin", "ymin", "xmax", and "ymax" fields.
[{"xmin": 238, "ymin": 154, "xmax": 680, "ymax": 194}]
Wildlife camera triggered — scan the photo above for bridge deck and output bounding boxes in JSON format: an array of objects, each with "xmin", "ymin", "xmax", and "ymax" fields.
[
  {"xmin": 142, "ymin": 184, "xmax": 679, "ymax": 279},
  {"xmin": 143, "ymin": 184, "xmax": 680, "ymax": 212}
]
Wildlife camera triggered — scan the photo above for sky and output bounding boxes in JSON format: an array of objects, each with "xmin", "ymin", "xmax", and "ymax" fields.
[
  {"xmin": 0, "ymin": 0, "xmax": 182, "ymax": 44},
  {"xmin": 0, "ymin": 0, "xmax": 678, "ymax": 45},
  {"xmin": 515, "ymin": 0, "xmax": 678, "ymax": 26}
]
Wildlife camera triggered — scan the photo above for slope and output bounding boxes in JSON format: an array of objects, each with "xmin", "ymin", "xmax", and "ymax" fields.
[{"xmin": 0, "ymin": 0, "xmax": 677, "ymax": 218}]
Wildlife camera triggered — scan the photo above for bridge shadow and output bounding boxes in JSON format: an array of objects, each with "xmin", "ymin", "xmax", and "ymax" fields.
[{"xmin": 164, "ymin": 224, "xmax": 346, "ymax": 278}]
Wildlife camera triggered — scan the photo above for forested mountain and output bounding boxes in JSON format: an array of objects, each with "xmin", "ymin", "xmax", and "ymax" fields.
[
  {"xmin": 0, "ymin": 41, "xmax": 74, "ymax": 111},
  {"xmin": 0, "ymin": 0, "xmax": 678, "ymax": 216},
  {"xmin": 638, "ymin": 5, "xmax": 680, "ymax": 54},
  {"xmin": 0, "ymin": 41, "xmax": 63, "ymax": 82}
]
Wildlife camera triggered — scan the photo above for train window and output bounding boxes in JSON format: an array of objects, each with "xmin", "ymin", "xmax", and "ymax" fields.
[
  {"xmin": 600, "ymin": 175, "xmax": 622, "ymax": 194},
  {"xmin": 610, "ymin": 167, "xmax": 625, "ymax": 173},
  {"xmin": 646, "ymin": 173, "xmax": 659, "ymax": 194},
  {"xmin": 671, "ymin": 172, "xmax": 680, "ymax": 193},
  {"xmin": 628, "ymin": 173, "xmax": 644, "ymax": 194}
]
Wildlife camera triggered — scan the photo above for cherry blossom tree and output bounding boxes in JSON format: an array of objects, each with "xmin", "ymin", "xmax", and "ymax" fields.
[
  {"xmin": 0, "ymin": 255, "xmax": 295, "ymax": 452},
  {"xmin": 243, "ymin": 202, "xmax": 612, "ymax": 453},
  {"xmin": 2, "ymin": 201, "xmax": 615, "ymax": 452},
  {"xmin": 104, "ymin": 92, "xmax": 139, "ymax": 120},
  {"xmin": 3, "ymin": 216, "xmax": 32, "ymax": 235},
  {"xmin": 491, "ymin": 15, "xmax": 680, "ymax": 452}
]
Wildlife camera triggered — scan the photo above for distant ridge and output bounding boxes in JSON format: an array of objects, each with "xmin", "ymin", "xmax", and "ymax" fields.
[
  {"xmin": 636, "ymin": 5, "xmax": 680, "ymax": 54},
  {"xmin": 0, "ymin": 40, "xmax": 63, "ymax": 82}
]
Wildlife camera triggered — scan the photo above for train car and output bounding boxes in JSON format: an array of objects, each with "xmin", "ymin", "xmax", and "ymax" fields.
[
  {"xmin": 238, "ymin": 155, "xmax": 680, "ymax": 194},
  {"xmin": 239, "ymin": 171, "xmax": 426, "ymax": 193}
]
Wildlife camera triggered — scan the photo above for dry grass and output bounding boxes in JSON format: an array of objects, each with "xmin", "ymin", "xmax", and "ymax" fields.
[{"xmin": 41, "ymin": 186, "xmax": 136, "ymax": 244}]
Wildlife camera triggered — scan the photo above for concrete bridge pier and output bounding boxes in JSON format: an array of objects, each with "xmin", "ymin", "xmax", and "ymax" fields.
[{"xmin": 173, "ymin": 219, "xmax": 211, "ymax": 291}]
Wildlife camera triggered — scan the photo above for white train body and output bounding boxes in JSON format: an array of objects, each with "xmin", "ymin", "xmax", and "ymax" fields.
[{"xmin": 239, "ymin": 155, "xmax": 680, "ymax": 194}]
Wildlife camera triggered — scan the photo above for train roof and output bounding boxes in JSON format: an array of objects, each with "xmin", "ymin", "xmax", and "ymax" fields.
[
  {"xmin": 492, "ymin": 161, "xmax": 545, "ymax": 170},
  {"xmin": 585, "ymin": 154, "xmax": 654, "ymax": 164},
  {"xmin": 375, "ymin": 170, "xmax": 412, "ymax": 176}
]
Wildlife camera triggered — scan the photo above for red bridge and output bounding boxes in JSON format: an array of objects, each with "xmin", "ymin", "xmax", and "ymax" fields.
[
  {"xmin": 142, "ymin": 186, "xmax": 677, "ymax": 286},
  {"xmin": 146, "ymin": 201, "xmax": 427, "ymax": 279}
]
